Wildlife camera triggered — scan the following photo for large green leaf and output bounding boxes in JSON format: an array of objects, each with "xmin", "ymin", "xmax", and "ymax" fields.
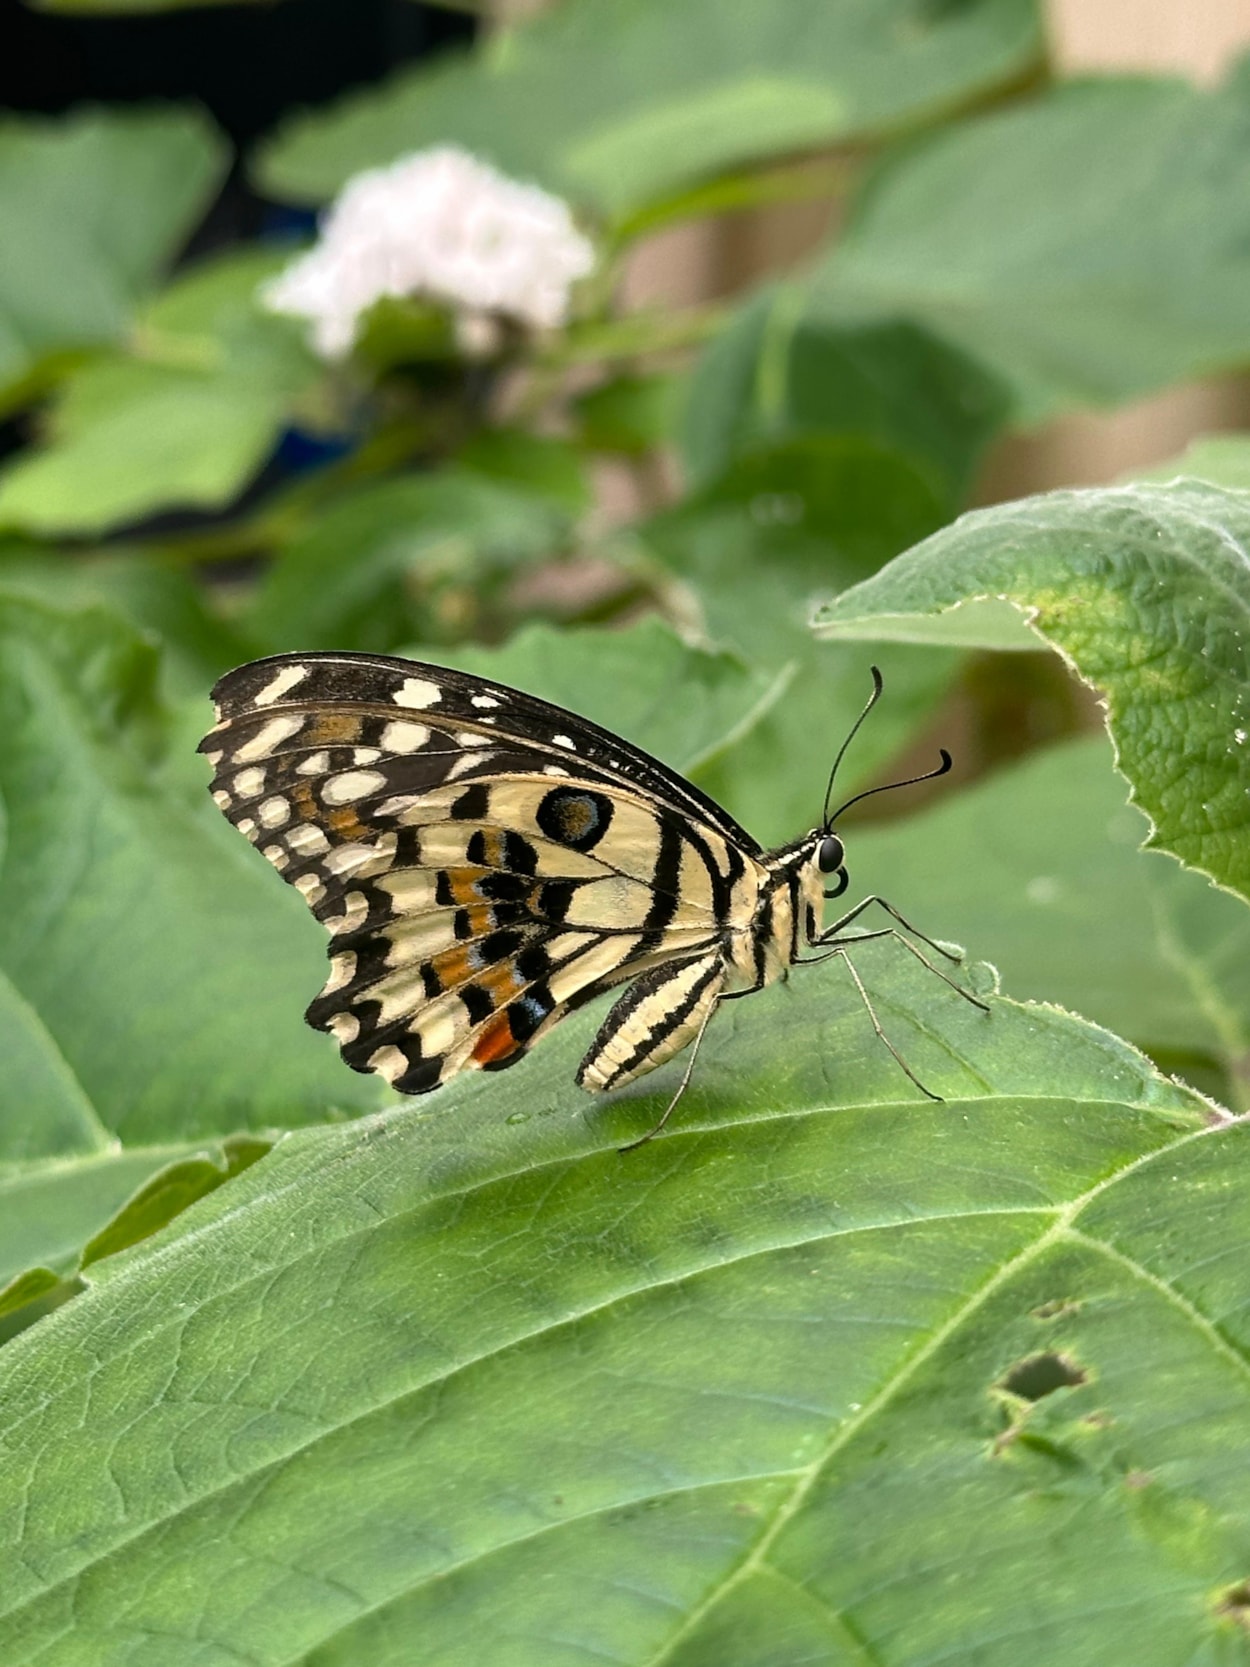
[
  {"xmin": 683, "ymin": 288, "xmax": 1010, "ymax": 509},
  {"xmin": 257, "ymin": 0, "xmax": 1043, "ymax": 221},
  {"xmin": 849, "ymin": 734, "xmax": 1250, "ymax": 1107},
  {"xmin": 0, "ymin": 945, "xmax": 1237, "ymax": 1665},
  {"xmin": 0, "ymin": 249, "xmax": 320, "ymax": 537},
  {"xmin": 809, "ymin": 73, "xmax": 1250, "ymax": 421},
  {"xmin": 441, "ymin": 617, "xmax": 788, "ymax": 777},
  {"xmin": 0, "ymin": 108, "xmax": 226, "ymax": 403},
  {"xmin": 0, "ymin": 592, "xmax": 382, "ymax": 1146},
  {"xmin": 814, "ymin": 480, "xmax": 1250, "ymax": 906}
]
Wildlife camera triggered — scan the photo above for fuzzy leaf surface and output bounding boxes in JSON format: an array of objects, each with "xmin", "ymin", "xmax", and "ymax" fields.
[{"xmin": 815, "ymin": 481, "xmax": 1250, "ymax": 904}]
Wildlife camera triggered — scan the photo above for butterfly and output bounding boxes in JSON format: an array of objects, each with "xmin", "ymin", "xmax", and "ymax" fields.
[{"xmin": 199, "ymin": 653, "xmax": 987, "ymax": 1146}]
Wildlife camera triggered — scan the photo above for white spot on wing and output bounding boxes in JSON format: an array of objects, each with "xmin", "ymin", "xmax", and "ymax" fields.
[
  {"xmin": 323, "ymin": 769, "xmax": 386, "ymax": 805},
  {"xmin": 294, "ymin": 873, "xmax": 326, "ymax": 907},
  {"xmin": 287, "ymin": 824, "xmax": 330, "ymax": 856},
  {"xmin": 236, "ymin": 817, "xmax": 258, "ymax": 841},
  {"xmin": 375, "ymin": 794, "xmax": 424, "ymax": 821},
  {"xmin": 352, "ymin": 747, "xmax": 383, "ymax": 766},
  {"xmin": 323, "ymin": 952, "xmax": 356, "ymax": 994},
  {"xmin": 259, "ymin": 795, "xmax": 291, "ymax": 829},
  {"xmin": 263, "ymin": 844, "xmax": 289, "ymax": 870},
  {"xmin": 235, "ymin": 715, "xmax": 303, "ymax": 762},
  {"xmin": 211, "ymin": 789, "xmax": 232, "ymax": 809},
  {"xmin": 297, "ymin": 750, "xmax": 331, "ymax": 776},
  {"xmin": 324, "ymin": 841, "xmax": 380, "ymax": 876},
  {"xmin": 552, "ymin": 734, "xmax": 576, "ymax": 750},
  {"xmin": 327, "ymin": 1012, "xmax": 361, "ymax": 1045},
  {"xmin": 447, "ymin": 751, "xmax": 492, "ymax": 781},
  {"xmin": 254, "ymin": 664, "xmax": 309, "ymax": 706},
  {"xmin": 324, "ymin": 890, "xmax": 369, "ymax": 935},
  {"xmin": 232, "ymin": 766, "xmax": 267, "ymax": 799},
  {"xmin": 455, "ymin": 730, "xmax": 492, "ymax": 749},
  {"xmin": 381, "ymin": 721, "xmax": 429, "ymax": 754},
  {"xmin": 369, "ymin": 1044, "xmax": 409, "ymax": 1083},
  {"xmin": 543, "ymin": 765, "xmax": 570, "ymax": 778},
  {"xmin": 393, "ymin": 677, "xmax": 442, "ymax": 709},
  {"xmin": 471, "ymin": 694, "xmax": 501, "ymax": 710}
]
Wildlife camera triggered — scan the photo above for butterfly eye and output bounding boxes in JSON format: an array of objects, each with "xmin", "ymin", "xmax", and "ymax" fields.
[{"xmin": 817, "ymin": 834, "xmax": 844, "ymax": 874}]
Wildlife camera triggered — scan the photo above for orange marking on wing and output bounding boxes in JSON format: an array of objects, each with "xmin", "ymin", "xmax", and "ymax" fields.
[
  {"xmin": 308, "ymin": 713, "xmax": 363, "ymax": 745},
  {"xmin": 291, "ymin": 780, "xmax": 319, "ymax": 820},
  {"xmin": 431, "ymin": 945, "xmax": 480, "ymax": 990},
  {"xmin": 328, "ymin": 806, "xmax": 368, "ymax": 838},
  {"xmin": 479, "ymin": 830, "xmax": 507, "ymax": 868},
  {"xmin": 472, "ymin": 1012, "xmax": 519, "ymax": 1066},
  {"xmin": 479, "ymin": 959, "xmax": 525, "ymax": 1002},
  {"xmin": 461, "ymin": 904, "xmax": 496, "ymax": 937},
  {"xmin": 445, "ymin": 867, "xmax": 486, "ymax": 905}
]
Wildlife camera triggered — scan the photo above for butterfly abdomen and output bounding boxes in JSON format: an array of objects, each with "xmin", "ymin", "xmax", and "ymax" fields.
[{"xmin": 577, "ymin": 952, "xmax": 726, "ymax": 1093}]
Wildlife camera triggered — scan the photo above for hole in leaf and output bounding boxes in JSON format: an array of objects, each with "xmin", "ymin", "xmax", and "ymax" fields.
[{"xmin": 998, "ymin": 1351, "xmax": 1087, "ymax": 1401}]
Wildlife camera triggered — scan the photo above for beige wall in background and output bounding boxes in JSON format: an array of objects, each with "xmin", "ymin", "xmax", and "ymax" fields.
[
  {"xmin": 1050, "ymin": 0, "xmax": 1250, "ymax": 83},
  {"xmin": 622, "ymin": 0, "xmax": 1250, "ymax": 499}
]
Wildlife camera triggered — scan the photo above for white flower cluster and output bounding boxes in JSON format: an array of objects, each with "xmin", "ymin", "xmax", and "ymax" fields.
[{"xmin": 263, "ymin": 146, "xmax": 595, "ymax": 359}]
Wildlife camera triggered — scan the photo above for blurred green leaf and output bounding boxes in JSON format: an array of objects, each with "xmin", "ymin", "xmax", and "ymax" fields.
[
  {"xmin": 0, "ymin": 971, "xmax": 110, "ymax": 1166},
  {"xmin": 810, "ymin": 75, "xmax": 1250, "ymax": 421},
  {"xmin": 0, "ymin": 946, "xmax": 1231, "ymax": 1664},
  {"xmin": 441, "ymin": 616, "xmax": 789, "ymax": 777},
  {"xmin": 457, "ymin": 428, "xmax": 591, "ymax": 513},
  {"xmin": 248, "ymin": 471, "xmax": 571, "ymax": 653},
  {"xmin": 574, "ymin": 371, "xmax": 687, "ymax": 455},
  {"xmin": 815, "ymin": 480, "xmax": 1250, "ymax": 905},
  {"xmin": 0, "ymin": 249, "xmax": 320, "ymax": 537},
  {"xmin": 851, "ymin": 734, "xmax": 1250, "ymax": 1107},
  {"xmin": 1135, "ymin": 431, "xmax": 1250, "ymax": 492},
  {"xmin": 0, "ymin": 592, "xmax": 382, "ymax": 1147},
  {"xmin": 684, "ymin": 289, "xmax": 1010, "ymax": 507},
  {"xmin": 0, "ymin": 107, "xmax": 226, "ymax": 404},
  {"xmin": 258, "ymin": 0, "xmax": 1043, "ymax": 220},
  {"xmin": 0, "ymin": 542, "xmax": 248, "ymax": 694},
  {"xmin": 643, "ymin": 444, "xmax": 959, "ymax": 845}
]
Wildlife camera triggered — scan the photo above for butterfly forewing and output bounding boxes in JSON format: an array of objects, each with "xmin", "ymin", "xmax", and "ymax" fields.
[{"xmin": 199, "ymin": 652, "xmax": 765, "ymax": 1095}]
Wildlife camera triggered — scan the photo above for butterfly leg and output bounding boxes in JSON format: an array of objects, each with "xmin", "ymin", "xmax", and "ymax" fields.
[
  {"xmin": 617, "ymin": 993, "xmax": 721, "ymax": 1153},
  {"xmin": 818, "ymin": 894, "xmax": 964, "ymax": 963},
  {"xmin": 801, "ymin": 926, "xmax": 989, "ymax": 1013},
  {"xmin": 831, "ymin": 947, "xmax": 944, "ymax": 1102}
]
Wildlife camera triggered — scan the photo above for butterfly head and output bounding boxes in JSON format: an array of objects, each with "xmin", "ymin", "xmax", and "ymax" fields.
[
  {"xmin": 809, "ymin": 665, "xmax": 954, "ymax": 899},
  {"xmin": 814, "ymin": 830, "xmax": 848, "ymax": 898}
]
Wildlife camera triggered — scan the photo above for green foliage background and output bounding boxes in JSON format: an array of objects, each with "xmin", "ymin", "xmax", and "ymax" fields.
[{"xmin": 0, "ymin": 2, "xmax": 1248, "ymax": 1662}]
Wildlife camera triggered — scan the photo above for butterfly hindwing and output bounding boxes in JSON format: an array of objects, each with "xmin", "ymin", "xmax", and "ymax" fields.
[{"xmin": 199, "ymin": 652, "xmax": 765, "ymax": 1095}]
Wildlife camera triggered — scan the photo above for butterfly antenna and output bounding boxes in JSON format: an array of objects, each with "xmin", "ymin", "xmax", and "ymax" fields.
[
  {"xmin": 821, "ymin": 665, "xmax": 885, "ymax": 830},
  {"xmin": 827, "ymin": 749, "xmax": 953, "ymax": 826}
]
